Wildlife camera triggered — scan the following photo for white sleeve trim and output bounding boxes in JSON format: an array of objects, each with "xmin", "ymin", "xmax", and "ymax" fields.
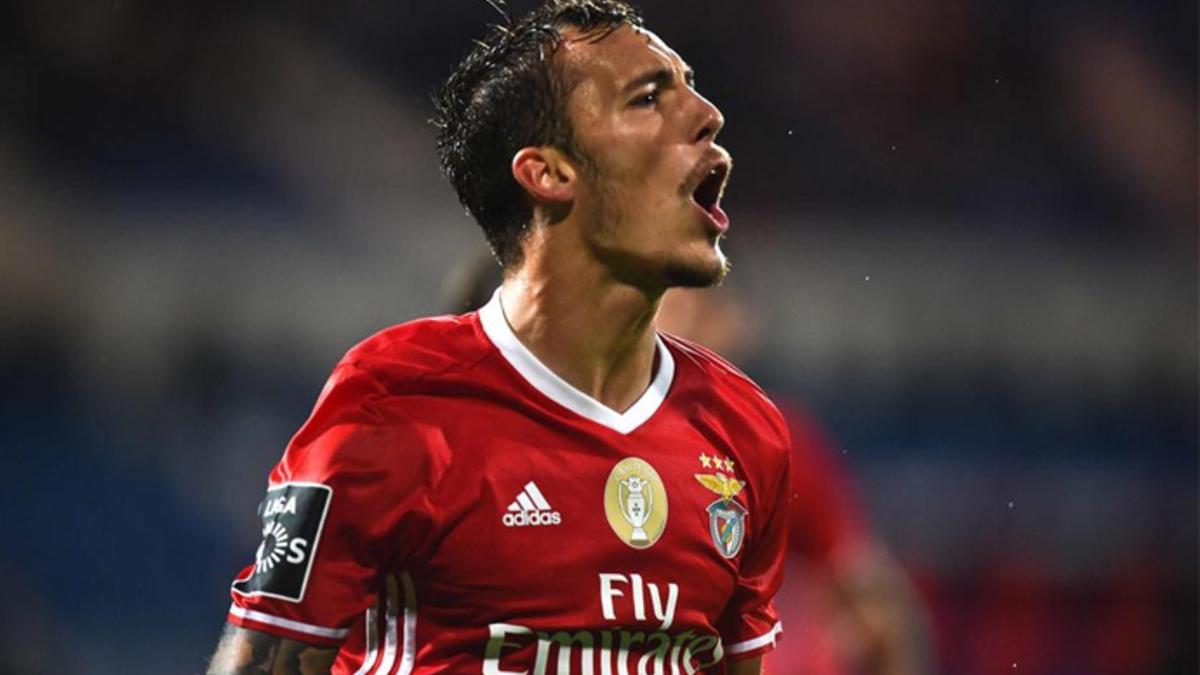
[
  {"xmin": 725, "ymin": 621, "xmax": 783, "ymax": 654},
  {"xmin": 228, "ymin": 604, "xmax": 350, "ymax": 640}
]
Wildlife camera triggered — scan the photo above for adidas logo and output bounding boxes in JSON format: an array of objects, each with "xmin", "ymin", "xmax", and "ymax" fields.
[{"xmin": 502, "ymin": 481, "xmax": 562, "ymax": 527}]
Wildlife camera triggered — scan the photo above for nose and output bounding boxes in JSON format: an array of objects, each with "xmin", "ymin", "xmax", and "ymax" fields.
[{"xmin": 691, "ymin": 90, "xmax": 725, "ymax": 144}]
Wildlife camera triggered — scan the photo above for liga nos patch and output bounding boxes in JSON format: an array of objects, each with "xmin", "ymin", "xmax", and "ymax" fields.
[{"xmin": 232, "ymin": 482, "xmax": 332, "ymax": 603}]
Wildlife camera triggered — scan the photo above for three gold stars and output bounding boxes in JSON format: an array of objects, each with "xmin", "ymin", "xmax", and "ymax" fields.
[{"xmin": 698, "ymin": 452, "xmax": 735, "ymax": 473}]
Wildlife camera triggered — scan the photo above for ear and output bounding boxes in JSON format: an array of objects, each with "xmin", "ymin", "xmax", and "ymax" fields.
[{"xmin": 511, "ymin": 146, "xmax": 577, "ymax": 205}]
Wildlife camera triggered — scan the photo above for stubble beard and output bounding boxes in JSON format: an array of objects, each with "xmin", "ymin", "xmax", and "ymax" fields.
[
  {"xmin": 590, "ymin": 170, "xmax": 730, "ymax": 290},
  {"xmin": 663, "ymin": 241, "xmax": 729, "ymax": 288}
]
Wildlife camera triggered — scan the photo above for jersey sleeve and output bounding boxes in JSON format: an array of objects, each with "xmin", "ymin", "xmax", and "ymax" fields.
[
  {"xmin": 718, "ymin": 424, "xmax": 791, "ymax": 662},
  {"xmin": 226, "ymin": 361, "xmax": 441, "ymax": 646}
]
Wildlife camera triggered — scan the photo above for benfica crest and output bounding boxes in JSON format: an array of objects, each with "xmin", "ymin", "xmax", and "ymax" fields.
[{"xmin": 695, "ymin": 472, "xmax": 748, "ymax": 558}]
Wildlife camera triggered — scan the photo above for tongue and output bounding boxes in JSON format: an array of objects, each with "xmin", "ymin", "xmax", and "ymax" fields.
[{"xmin": 708, "ymin": 203, "xmax": 729, "ymax": 230}]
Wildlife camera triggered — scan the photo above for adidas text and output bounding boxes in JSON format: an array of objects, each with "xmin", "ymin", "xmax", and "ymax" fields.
[{"xmin": 502, "ymin": 510, "xmax": 563, "ymax": 527}]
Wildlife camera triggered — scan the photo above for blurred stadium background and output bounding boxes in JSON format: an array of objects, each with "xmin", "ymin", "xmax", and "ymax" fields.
[{"xmin": 0, "ymin": 0, "xmax": 1195, "ymax": 673}]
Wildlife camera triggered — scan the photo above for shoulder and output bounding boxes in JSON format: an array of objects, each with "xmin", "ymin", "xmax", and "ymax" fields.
[
  {"xmin": 278, "ymin": 315, "xmax": 488, "ymax": 484},
  {"xmin": 660, "ymin": 332, "xmax": 790, "ymax": 456},
  {"xmin": 289, "ymin": 312, "xmax": 491, "ymax": 447},
  {"xmin": 340, "ymin": 312, "xmax": 492, "ymax": 385}
]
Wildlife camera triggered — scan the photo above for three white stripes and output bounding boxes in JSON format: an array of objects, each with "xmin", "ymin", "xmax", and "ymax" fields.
[{"xmin": 353, "ymin": 572, "xmax": 416, "ymax": 675}]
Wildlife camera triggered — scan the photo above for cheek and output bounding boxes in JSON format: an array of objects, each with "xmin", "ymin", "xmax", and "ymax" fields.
[
  {"xmin": 614, "ymin": 185, "xmax": 677, "ymax": 235},
  {"xmin": 616, "ymin": 157, "xmax": 682, "ymax": 211},
  {"xmin": 645, "ymin": 191, "xmax": 684, "ymax": 224},
  {"xmin": 595, "ymin": 120, "xmax": 671, "ymax": 183}
]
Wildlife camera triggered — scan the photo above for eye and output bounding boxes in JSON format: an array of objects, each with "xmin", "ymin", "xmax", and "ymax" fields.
[{"xmin": 631, "ymin": 89, "xmax": 658, "ymax": 108}]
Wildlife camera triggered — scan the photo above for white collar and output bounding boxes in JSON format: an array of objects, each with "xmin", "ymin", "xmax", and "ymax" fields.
[{"xmin": 478, "ymin": 288, "xmax": 674, "ymax": 435}]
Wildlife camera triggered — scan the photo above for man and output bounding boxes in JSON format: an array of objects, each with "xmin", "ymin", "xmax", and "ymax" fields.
[
  {"xmin": 447, "ymin": 260, "xmax": 934, "ymax": 674},
  {"xmin": 208, "ymin": 2, "xmax": 789, "ymax": 673}
]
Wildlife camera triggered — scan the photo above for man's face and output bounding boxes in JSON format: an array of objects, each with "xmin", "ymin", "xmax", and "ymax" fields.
[{"xmin": 558, "ymin": 25, "xmax": 732, "ymax": 289}]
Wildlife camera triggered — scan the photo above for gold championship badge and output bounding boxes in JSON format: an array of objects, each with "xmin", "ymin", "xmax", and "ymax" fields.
[{"xmin": 604, "ymin": 457, "xmax": 668, "ymax": 549}]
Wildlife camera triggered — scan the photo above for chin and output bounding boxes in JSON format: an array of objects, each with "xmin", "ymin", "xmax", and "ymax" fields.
[{"xmin": 663, "ymin": 247, "xmax": 729, "ymax": 289}]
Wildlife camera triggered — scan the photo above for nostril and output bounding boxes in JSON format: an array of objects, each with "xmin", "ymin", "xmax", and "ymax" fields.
[{"xmin": 694, "ymin": 108, "xmax": 724, "ymax": 143}]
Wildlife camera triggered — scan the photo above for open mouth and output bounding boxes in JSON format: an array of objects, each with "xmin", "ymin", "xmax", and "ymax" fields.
[
  {"xmin": 692, "ymin": 163, "xmax": 729, "ymax": 213},
  {"xmin": 690, "ymin": 159, "xmax": 731, "ymax": 230}
]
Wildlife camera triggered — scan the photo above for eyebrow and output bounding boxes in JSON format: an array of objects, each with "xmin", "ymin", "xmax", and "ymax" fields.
[{"xmin": 622, "ymin": 65, "xmax": 696, "ymax": 94}]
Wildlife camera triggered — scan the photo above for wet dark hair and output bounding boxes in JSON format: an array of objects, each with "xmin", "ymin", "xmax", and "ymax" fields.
[{"xmin": 432, "ymin": 0, "xmax": 643, "ymax": 268}]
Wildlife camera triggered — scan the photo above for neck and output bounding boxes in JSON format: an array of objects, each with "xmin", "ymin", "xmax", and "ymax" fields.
[{"xmin": 499, "ymin": 249, "xmax": 663, "ymax": 414}]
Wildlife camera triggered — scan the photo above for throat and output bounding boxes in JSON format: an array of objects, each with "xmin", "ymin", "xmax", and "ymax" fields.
[
  {"xmin": 497, "ymin": 282, "xmax": 663, "ymax": 415},
  {"xmin": 531, "ymin": 327, "xmax": 661, "ymax": 415},
  {"xmin": 585, "ymin": 345, "xmax": 661, "ymax": 414}
]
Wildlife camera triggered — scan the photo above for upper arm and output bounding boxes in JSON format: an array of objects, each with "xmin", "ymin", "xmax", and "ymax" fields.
[
  {"xmin": 223, "ymin": 365, "xmax": 441, "ymax": 649},
  {"xmin": 207, "ymin": 623, "xmax": 338, "ymax": 674},
  {"xmin": 717, "ymin": 428, "xmax": 790, "ymax": 658}
]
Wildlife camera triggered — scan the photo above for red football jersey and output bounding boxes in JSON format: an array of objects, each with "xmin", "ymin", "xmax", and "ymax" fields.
[{"xmin": 227, "ymin": 291, "xmax": 791, "ymax": 674}]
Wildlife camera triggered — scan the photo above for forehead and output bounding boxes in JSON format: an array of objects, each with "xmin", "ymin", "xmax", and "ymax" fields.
[{"xmin": 558, "ymin": 25, "xmax": 687, "ymax": 92}]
